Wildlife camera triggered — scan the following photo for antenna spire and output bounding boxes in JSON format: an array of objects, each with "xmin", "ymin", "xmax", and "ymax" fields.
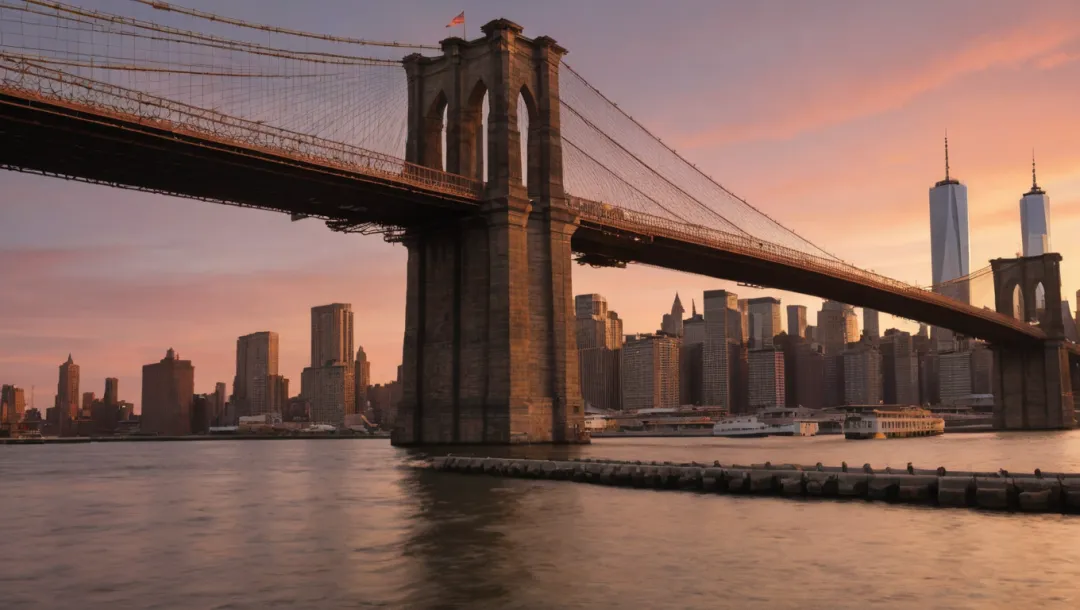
[
  {"xmin": 1032, "ymin": 149, "xmax": 1038, "ymax": 190},
  {"xmin": 944, "ymin": 129, "xmax": 950, "ymax": 181}
]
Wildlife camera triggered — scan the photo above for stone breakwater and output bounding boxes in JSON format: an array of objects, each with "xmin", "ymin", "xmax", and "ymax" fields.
[{"xmin": 429, "ymin": 456, "xmax": 1080, "ymax": 514}]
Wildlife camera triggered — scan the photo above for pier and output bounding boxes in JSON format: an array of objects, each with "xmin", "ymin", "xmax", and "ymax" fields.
[{"xmin": 429, "ymin": 456, "xmax": 1080, "ymax": 514}]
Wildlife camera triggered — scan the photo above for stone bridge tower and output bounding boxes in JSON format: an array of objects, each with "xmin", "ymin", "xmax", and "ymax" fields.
[
  {"xmin": 990, "ymin": 254, "xmax": 1077, "ymax": 429},
  {"xmin": 393, "ymin": 20, "xmax": 586, "ymax": 445}
]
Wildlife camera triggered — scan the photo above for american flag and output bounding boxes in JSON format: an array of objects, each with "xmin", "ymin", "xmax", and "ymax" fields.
[{"xmin": 446, "ymin": 11, "xmax": 464, "ymax": 27}]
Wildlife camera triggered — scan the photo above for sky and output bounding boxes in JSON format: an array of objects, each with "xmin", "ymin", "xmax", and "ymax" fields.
[{"xmin": 4, "ymin": 0, "xmax": 1080, "ymax": 412}]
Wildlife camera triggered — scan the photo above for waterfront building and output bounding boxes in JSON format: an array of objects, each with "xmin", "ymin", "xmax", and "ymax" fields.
[
  {"xmin": 747, "ymin": 297, "xmax": 782, "ymax": 348},
  {"xmin": 141, "ymin": 348, "xmax": 195, "ymax": 436},
  {"xmin": 575, "ymin": 293, "xmax": 623, "ymax": 350},
  {"xmin": 843, "ymin": 341, "xmax": 882, "ymax": 406},
  {"xmin": 748, "ymin": 347, "xmax": 785, "ymax": 409},
  {"xmin": 354, "ymin": 346, "xmax": 371, "ymax": 415},
  {"xmin": 880, "ymin": 330, "xmax": 918, "ymax": 406},
  {"xmin": 787, "ymin": 304, "xmax": 807, "ymax": 339},
  {"xmin": 621, "ymin": 334, "xmax": 679, "ymax": 410},
  {"xmin": 863, "ymin": 309, "xmax": 880, "ymax": 341},
  {"xmin": 81, "ymin": 392, "xmax": 95, "ymax": 417},
  {"xmin": 57, "ymin": 354, "xmax": 80, "ymax": 421},
  {"xmin": 939, "ymin": 350, "xmax": 973, "ymax": 405},
  {"xmin": 776, "ymin": 334, "xmax": 825, "ymax": 409},
  {"xmin": 232, "ymin": 331, "xmax": 281, "ymax": 418},
  {"xmin": 679, "ymin": 341, "xmax": 703, "ymax": 406},
  {"xmin": 1020, "ymin": 155, "xmax": 1050, "ymax": 257},
  {"xmin": 929, "ymin": 135, "xmax": 970, "ymax": 349},
  {"xmin": 1, "ymin": 385, "xmax": 26, "ymax": 424},
  {"xmin": 311, "ymin": 303, "xmax": 354, "ymax": 367},
  {"xmin": 301, "ymin": 364, "xmax": 353, "ymax": 426},
  {"xmin": 580, "ymin": 346, "xmax": 621, "ymax": 411},
  {"xmin": 703, "ymin": 289, "xmax": 742, "ymax": 411}
]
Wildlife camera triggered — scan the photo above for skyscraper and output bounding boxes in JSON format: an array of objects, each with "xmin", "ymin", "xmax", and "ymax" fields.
[
  {"xmin": 354, "ymin": 346, "xmax": 371, "ymax": 415},
  {"xmin": 863, "ymin": 309, "xmax": 880, "ymax": 341},
  {"xmin": 817, "ymin": 301, "xmax": 848, "ymax": 355},
  {"xmin": 703, "ymin": 289, "xmax": 740, "ymax": 409},
  {"xmin": 233, "ymin": 331, "xmax": 282, "ymax": 418},
  {"xmin": 786, "ymin": 304, "xmax": 807, "ymax": 339},
  {"xmin": 575, "ymin": 294, "xmax": 622, "ymax": 350},
  {"xmin": 747, "ymin": 297, "xmax": 782, "ymax": 348},
  {"xmin": 56, "ymin": 354, "xmax": 80, "ymax": 426},
  {"xmin": 880, "ymin": 330, "xmax": 918, "ymax": 405},
  {"xmin": 620, "ymin": 334, "xmax": 679, "ymax": 410},
  {"xmin": 660, "ymin": 293, "xmax": 685, "ymax": 337},
  {"xmin": 843, "ymin": 341, "xmax": 882, "ymax": 405},
  {"xmin": 1020, "ymin": 154, "xmax": 1050, "ymax": 257},
  {"xmin": 310, "ymin": 304, "xmax": 354, "ymax": 367},
  {"xmin": 929, "ymin": 134, "xmax": 970, "ymax": 349},
  {"xmin": 1, "ymin": 385, "xmax": 26, "ymax": 424},
  {"xmin": 748, "ymin": 348, "xmax": 785, "ymax": 409},
  {"xmin": 141, "ymin": 348, "xmax": 195, "ymax": 436},
  {"xmin": 104, "ymin": 377, "xmax": 119, "ymax": 406}
]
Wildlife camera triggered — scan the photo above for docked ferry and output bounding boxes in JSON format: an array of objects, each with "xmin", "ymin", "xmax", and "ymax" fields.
[
  {"xmin": 842, "ymin": 407, "xmax": 945, "ymax": 440},
  {"xmin": 712, "ymin": 415, "xmax": 819, "ymax": 438}
]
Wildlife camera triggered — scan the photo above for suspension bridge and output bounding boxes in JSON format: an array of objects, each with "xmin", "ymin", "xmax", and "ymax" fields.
[{"xmin": 0, "ymin": 1, "xmax": 1075, "ymax": 440}]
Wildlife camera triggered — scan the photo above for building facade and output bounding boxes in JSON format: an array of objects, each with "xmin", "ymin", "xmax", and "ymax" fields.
[
  {"xmin": 660, "ymin": 293, "xmax": 685, "ymax": 337},
  {"xmin": 354, "ymin": 346, "xmax": 371, "ymax": 415},
  {"xmin": 1, "ymin": 385, "xmax": 26, "ymax": 424},
  {"xmin": 748, "ymin": 348, "xmax": 785, "ymax": 409},
  {"xmin": 843, "ymin": 342, "xmax": 882, "ymax": 406},
  {"xmin": 301, "ymin": 364, "xmax": 354, "ymax": 426},
  {"xmin": 1020, "ymin": 160, "xmax": 1050, "ymax": 257},
  {"xmin": 621, "ymin": 334, "xmax": 679, "ymax": 410},
  {"xmin": 233, "ymin": 331, "xmax": 281, "ymax": 418},
  {"xmin": 579, "ymin": 346, "xmax": 621, "ymax": 411},
  {"xmin": 747, "ymin": 297, "xmax": 782, "ymax": 348},
  {"xmin": 786, "ymin": 304, "xmax": 807, "ymax": 339},
  {"xmin": 863, "ymin": 309, "xmax": 880, "ymax": 340},
  {"xmin": 56, "ymin": 354, "xmax": 80, "ymax": 422},
  {"xmin": 141, "ymin": 348, "xmax": 195, "ymax": 436},
  {"xmin": 703, "ymin": 290, "xmax": 740, "ymax": 410},
  {"xmin": 929, "ymin": 137, "xmax": 971, "ymax": 349},
  {"xmin": 880, "ymin": 330, "xmax": 918, "ymax": 405},
  {"xmin": 104, "ymin": 377, "xmax": 119, "ymax": 406},
  {"xmin": 311, "ymin": 303, "xmax": 354, "ymax": 367}
]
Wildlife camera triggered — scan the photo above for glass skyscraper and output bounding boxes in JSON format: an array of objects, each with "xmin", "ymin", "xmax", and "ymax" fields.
[
  {"xmin": 1020, "ymin": 157, "xmax": 1050, "ymax": 257},
  {"xmin": 929, "ymin": 136, "xmax": 970, "ymax": 350}
]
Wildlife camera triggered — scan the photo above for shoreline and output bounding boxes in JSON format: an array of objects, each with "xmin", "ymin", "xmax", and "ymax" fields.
[{"xmin": 1, "ymin": 434, "xmax": 390, "ymax": 445}]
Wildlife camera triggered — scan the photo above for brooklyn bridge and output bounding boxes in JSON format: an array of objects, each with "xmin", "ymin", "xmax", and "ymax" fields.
[{"xmin": 1, "ymin": 0, "xmax": 1075, "ymax": 443}]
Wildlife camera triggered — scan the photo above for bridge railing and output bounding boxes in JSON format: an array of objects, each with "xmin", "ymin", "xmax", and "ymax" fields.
[
  {"xmin": 0, "ymin": 53, "xmax": 483, "ymax": 200},
  {"xmin": 567, "ymin": 196, "xmax": 1042, "ymax": 338}
]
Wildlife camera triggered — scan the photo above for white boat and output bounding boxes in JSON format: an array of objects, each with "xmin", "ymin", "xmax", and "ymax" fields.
[
  {"xmin": 713, "ymin": 416, "xmax": 770, "ymax": 438},
  {"xmin": 843, "ymin": 407, "xmax": 945, "ymax": 440},
  {"xmin": 713, "ymin": 416, "xmax": 819, "ymax": 438}
]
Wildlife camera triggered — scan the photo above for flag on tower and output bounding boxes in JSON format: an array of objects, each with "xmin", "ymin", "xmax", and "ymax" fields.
[{"xmin": 446, "ymin": 11, "xmax": 465, "ymax": 27}]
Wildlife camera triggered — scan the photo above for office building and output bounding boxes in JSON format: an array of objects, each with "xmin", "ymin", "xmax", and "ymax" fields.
[
  {"xmin": 971, "ymin": 342, "xmax": 994, "ymax": 395},
  {"xmin": 748, "ymin": 348, "xmax": 785, "ymax": 409},
  {"xmin": 805, "ymin": 325, "xmax": 817, "ymax": 343},
  {"xmin": 81, "ymin": 392, "xmax": 95, "ymax": 417},
  {"xmin": 703, "ymin": 290, "xmax": 741, "ymax": 410},
  {"xmin": 863, "ymin": 309, "xmax": 880, "ymax": 341},
  {"xmin": 939, "ymin": 350, "xmax": 973, "ymax": 405},
  {"xmin": 141, "ymin": 348, "xmax": 195, "ymax": 436},
  {"xmin": 354, "ymin": 346, "xmax": 371, "ymax": 415},
  {"xmin": 679, "ymin": 342, "xmax": 703, "ymax": 406},
  {"xmin": 880, "ymin": 330, "xmax": 918, "ymax": 405},
  {"xmin": 660, "ymin": 293, "xmax": 685, "ymax": 337},
  {"xmin": 929, "ymin": 136, "xmax": 970, "ymax": 349},
  {"xmin": 747, "ymin": 297, "xmax": 782, "ymax": 348},
  {"xmin": 1, "ymin": 385, "xmax": 26, "ymax": 424},
  {"xmin": 817, "ymin": 301, "xmax": 849, "ymax": 355},
  {"xmin": 736, "ymin": 299, "xmax": 750, "ymax": 345},
  {"xmin": 580, "ymin": 346, "xmax": 621, "ymax": 411},
  {"xmin": 575, "ymin": 294, "xmax": 622, "ymax": 350},
  {"xmin": 311, "ymin": 303, "xmax": 354, "ymax": 367},
  {"xmin": 684, "ymin": 300, "xmax": 705, "ymax": 345},
  {"xmin": 843, "ymin": 341, "xmax": 882, "ymax": 406},
  {"xmin": 104, "ymin": 378, "xmax": 119, "ymax": 406},
  {"xmin": 787, "ymin": 305, "xmax": 807, "ymax": 339},
  {"xmin": 1020, "ymin": 156, "xmax": 1050, "ymax": 257},
  {"xmin": 301, "ymin": 364, "xmax": 354, "ymax": 426},
  {"xmin": 232, "ymin": 331, "xmax": 282, "ymax": 418},
  {"xmin": 621, "ymin": 334, "xmax": 679, "ymax": 410}
]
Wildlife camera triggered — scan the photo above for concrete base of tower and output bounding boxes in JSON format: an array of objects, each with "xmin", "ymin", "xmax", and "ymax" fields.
[{"xmin": 992, "ymin": 341, "xmax": 1078, "ymax": 430}]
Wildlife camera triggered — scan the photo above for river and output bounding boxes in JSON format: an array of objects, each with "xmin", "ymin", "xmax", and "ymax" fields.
[{"xmin": 3, "ymin": 433, "xmax": 1080, "ymax": 609}]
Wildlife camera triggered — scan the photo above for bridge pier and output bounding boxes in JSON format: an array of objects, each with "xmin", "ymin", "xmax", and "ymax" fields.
[
  {"xmin": 393, "ymin": 19, "xmax": 585, "ymax": 445},
  {"xmin": 990, "ymin": 254, "xmax": 1077, "ymax": 430}
]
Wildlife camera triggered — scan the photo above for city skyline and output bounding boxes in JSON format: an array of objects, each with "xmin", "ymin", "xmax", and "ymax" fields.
[{"xmin": 5, "ymin": 0, "xmax": 1080, "ymax": 411}]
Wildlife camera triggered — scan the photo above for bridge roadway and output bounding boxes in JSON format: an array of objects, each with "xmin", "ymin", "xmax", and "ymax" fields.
[{"xmin": 1, "ymin": 85, "xmax": 1074, "ymax": 353}]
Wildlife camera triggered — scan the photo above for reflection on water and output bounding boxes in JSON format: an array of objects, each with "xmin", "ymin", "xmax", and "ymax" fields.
[{"xmin": 2, "ymin": 435, "xmax": 1080, "ymax": 609}]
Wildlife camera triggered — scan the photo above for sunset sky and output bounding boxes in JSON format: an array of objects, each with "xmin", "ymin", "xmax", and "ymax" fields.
[{"xmin": 4, "ymin": 0, "xmax": 1080, "ymax": 411}]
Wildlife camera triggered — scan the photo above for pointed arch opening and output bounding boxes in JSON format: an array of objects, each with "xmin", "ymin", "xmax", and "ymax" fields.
[
  {"xmin": 424, "ymin": 91, "xmax": 448, "ymax": 171},
  {"xmin": 518, "ymin": 84, "xmax": 540, "ymax": 198},
  {"xmin": 463, "ymin": 80, "xmax": 488, "ymax": 183},
  {"xmin": 1035, "ymin": 281, "xmax": 1047, "ymax": 323},
  {"xmin": 1012, "ymin": 284, "xmax": 1025, "ymax": 321}
]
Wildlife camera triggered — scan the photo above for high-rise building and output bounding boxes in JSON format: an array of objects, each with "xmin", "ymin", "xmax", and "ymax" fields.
[
  {"xmin": 843, "ymin": 341, "xmax": 882, "ymax": 405},
  {"xmin": 747, "ymin": 297, "xmax": 782, "ymax": 348},
  {"xmin": 575, "ymin": 294, "xmax": 622, "ymax": 350},
  {"xmin": 606, "ymin": 311, "xmax": 624, "ymax": 349},
  {"xmin": 81, "ymin": 392, "xmax": 95, "ymax": 417},
  {"xmin": 817, "ymin": 301, "xmax": 848, "ymax": 355},
  {"xmin": 104, "ymin": 378, "xmax": 119, "ymax": 406},
  {"xmin": 684, "ymin": 300, "xmax": 706, "ymax": 345},
  {"xmin": 56, "ymin": 354, "xmax": 80, "ymax": 430},
  {"xmin": 939, "ymin": 350, "xmax": 973, "ymax": 405},
  {"xmin": 620, "ymin": 334, "xmax": 679, "ymax": 410},
  {"xmin": 1, "ymin": 385, "xmax": 26, "ymax": 424},
  {"xmin": 787, "ymin": 305, "xmax": 807, "ymax": 339},
  {"xmin": 748, "ymin": 348, "xmax": 785, "ymax": 409},
  {"xmin": 1020, "ymin": 155, "xmax": 1050, "ymax": 257},
  {"xmin": 233, "ymin": 331, "xmax": 281, "ymax": 418},
  {"xmin": 679, "ymin": 342, "xmax": 704, "ymax": 406},
  {"xmin": 843, "ymin": 306, "xmax": 859, "ymax": 346},
  {"xmin": 929, "ymin": 135, "xmax": 971, "ymax": 349},
  {"xmin": 880, "ymin": 330, "xmax": 918, "ymax": 405},
  {"xmin": 736, "ymin": 299, "xmax": 750, "ymax": 345},
  {"xmin": 141, "ymin": 348, "xmax": 195, "ymax": 436},
  {"xmin": 354, "ymin": 346, "xmax": 371, "ymax": 415},
  {"xmin": 793, "ymin": 342, "xmax": 825, "ymax": 409},
  {"xmin": 805, "ymin": 325, "xmax": 817, "ymax": 343},
  {"xmin": 212, "ymin": 382, "xmax": 227, "ymax": 426},
  {"xmin": 863, "ymin": 309, "xmax": 880, "ymax": 341},
  {"xmin": 660, "ymin": 293, "xmax": 685, "ymax": 337},
  {"xmin": 970, "ymin": 342, "xmax": 994, "ymax": 395},
  {"xmin": 301, "ymin": 364, "xmax": 354, "ymax": 426},
  {"xmin": 310, "ymin": 304, "xmax": 354, "ymax": 367},
  {"xmin": 580, "ymin": 346, "xmax": 621, "ymax": 411},
  {"xmin": 703, "ymin": 289, "xmax": 740, "ymax": 409}
]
